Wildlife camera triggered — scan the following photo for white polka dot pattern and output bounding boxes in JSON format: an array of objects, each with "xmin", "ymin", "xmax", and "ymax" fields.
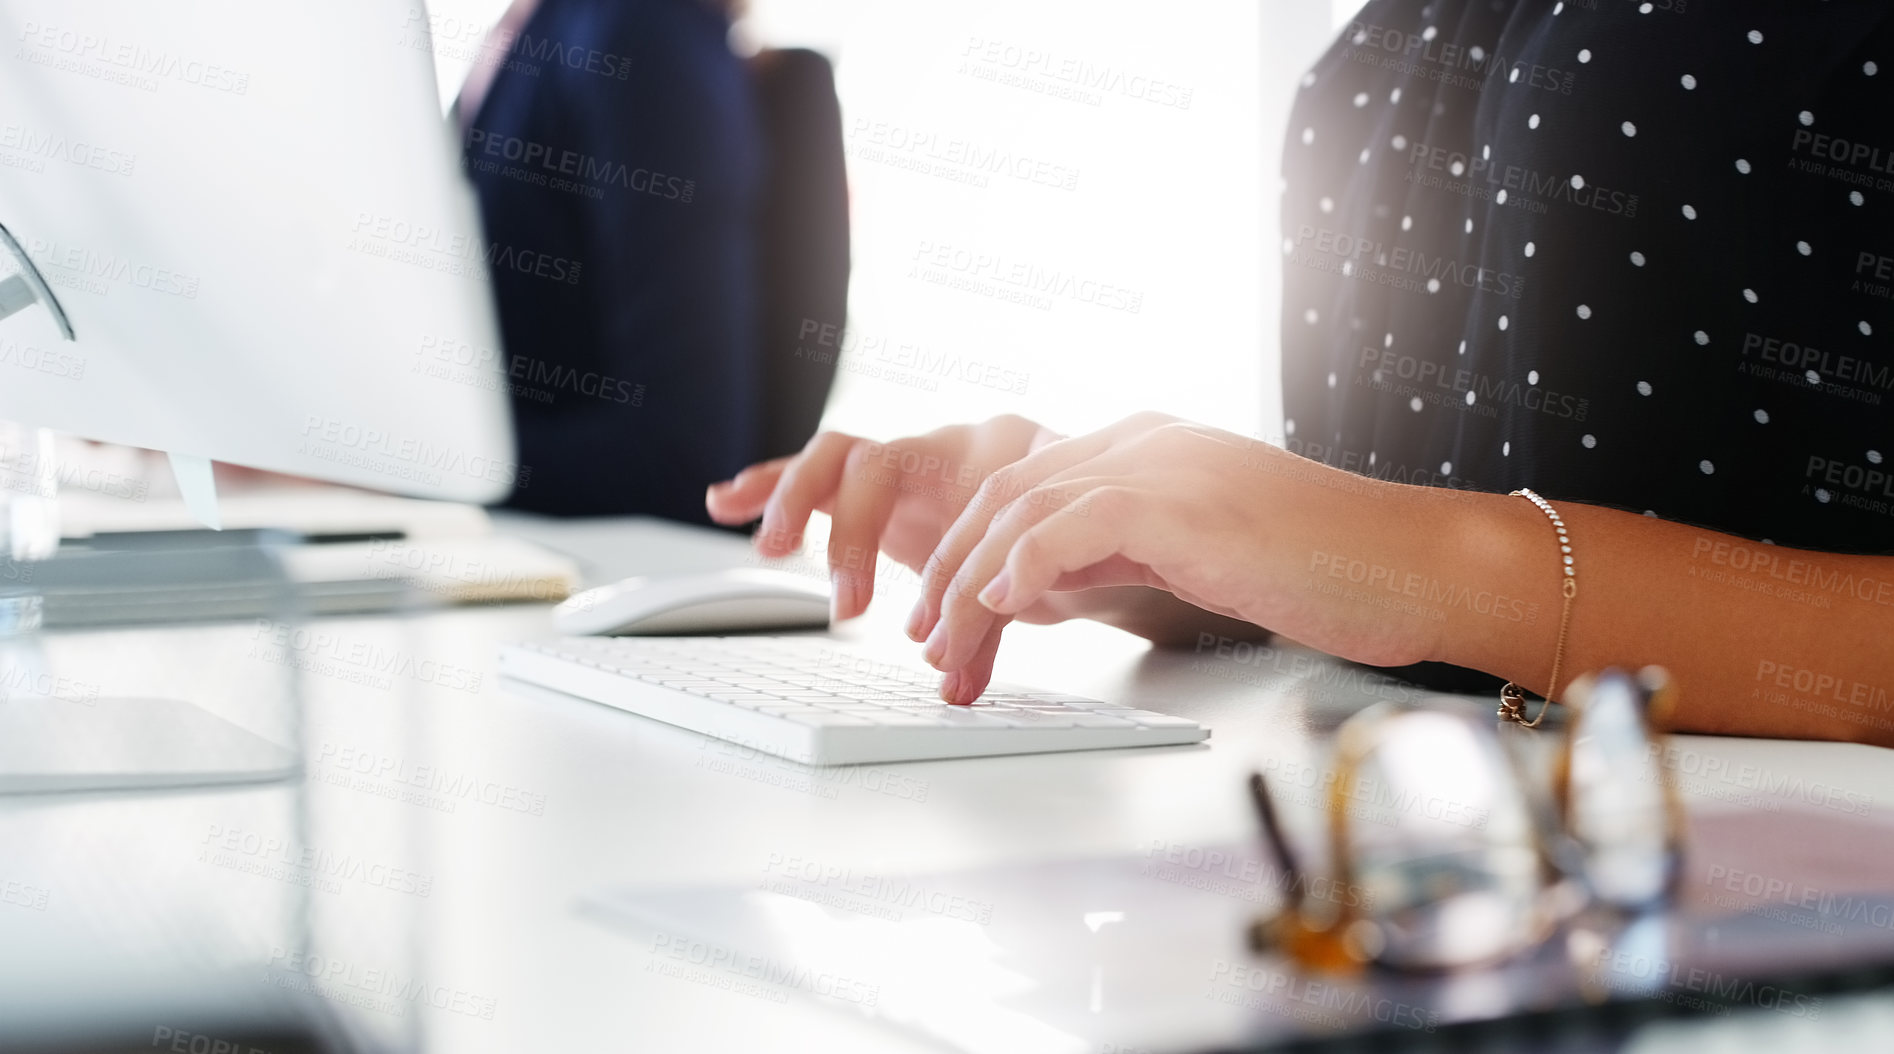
[{"xmin": 1275, "ymin": 1, "xmax": 1892, "ymax": 549}]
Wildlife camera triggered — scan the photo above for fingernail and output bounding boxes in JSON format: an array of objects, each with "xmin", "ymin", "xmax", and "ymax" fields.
[
  {"xmin": 922, "ymin": 623, "xmax": 947, "ymax": 666},
  {"xmin": 757, "ymin": 510, "xmax": 780, "ymax": 552},
  {"xmin": 831, "ymin": 569, "xmax": 862, "ymax": 622},
  {"xmin": 977, "ymin": 569, "xmax": 1012, "ymax": 611},
  {"xmin": 939, "ymin": 670, "xmax": 960, "ymax": 703},
  {"xmin": 904, "ymin": 600, "xmax": 926, "ymax": 641}
]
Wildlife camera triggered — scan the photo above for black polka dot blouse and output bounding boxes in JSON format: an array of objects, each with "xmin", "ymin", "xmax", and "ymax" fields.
[{"xmin": 1281, "ymin": 0, "xmax": 1894, "ymax": 554}]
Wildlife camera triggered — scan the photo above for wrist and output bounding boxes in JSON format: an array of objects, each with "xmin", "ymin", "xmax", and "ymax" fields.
[{"xmin": 1424, "ymin": 488, "xmax": 1561, "ymax": 685}]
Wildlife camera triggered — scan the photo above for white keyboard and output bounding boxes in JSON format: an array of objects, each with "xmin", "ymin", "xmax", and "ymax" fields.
[{"xmin": 497, "ymin": 636, "xmax": 1208, "ymax": 765}]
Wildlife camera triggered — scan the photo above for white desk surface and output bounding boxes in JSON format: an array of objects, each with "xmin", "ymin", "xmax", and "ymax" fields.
[{"xmin": 4, "ymin": 515, "xmax": 1893, "ymax": 1053}]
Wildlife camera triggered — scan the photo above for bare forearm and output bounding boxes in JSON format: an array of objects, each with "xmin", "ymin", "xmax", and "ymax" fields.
[{"xmin": 1431, "ymin": 490, "xmax": 1894, "ymax": 745}]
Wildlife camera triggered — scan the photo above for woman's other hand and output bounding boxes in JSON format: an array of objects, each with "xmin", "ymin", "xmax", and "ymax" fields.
[{"xmin": 705, "ymin": 414, "xmax": 1058, "ymax": 622}]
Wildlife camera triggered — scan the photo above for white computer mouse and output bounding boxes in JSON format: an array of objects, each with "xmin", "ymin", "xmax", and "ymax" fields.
[{"xmin": 552, "ymin": 567, "xmax": 833, "ymax": 636}]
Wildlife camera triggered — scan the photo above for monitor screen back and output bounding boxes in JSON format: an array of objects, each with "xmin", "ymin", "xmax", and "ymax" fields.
[{"xmin": 0, "ymin": 0, "xmax": 519, "ymax": 503}]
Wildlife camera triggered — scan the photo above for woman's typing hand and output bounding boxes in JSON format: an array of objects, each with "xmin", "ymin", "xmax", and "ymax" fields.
[{"xmin": 908, "ymin": 413, "xmax": 1487, "ymax": 702}]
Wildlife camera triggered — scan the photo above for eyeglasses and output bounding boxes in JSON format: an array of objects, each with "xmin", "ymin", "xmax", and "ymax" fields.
[{"xmin": 1246, "ymin": 667, "xmax": 1683, "ymax": 973}]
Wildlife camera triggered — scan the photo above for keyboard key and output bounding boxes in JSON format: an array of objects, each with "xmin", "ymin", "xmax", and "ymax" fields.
[
  {"xmin": 930, "ymin": 708, "xmax": 1009, "ymax": 727},
  {"xmin": 985, "ymin": 710, "xmax": 1079, "ymax": 728},
  {"xmin": 703, "ymin": 691, "xmax": 776, "ymax": 704},
  {"xmin": 784, "ymin": 712, "xmax": 875, "ymax": 727},
  {"xmin": 862, "ymin": 713, "xmax": 945, "ymax": 727}
]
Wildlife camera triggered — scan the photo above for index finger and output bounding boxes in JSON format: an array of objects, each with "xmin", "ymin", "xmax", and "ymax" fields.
[
  {"xmin": 706, "ymin": 457, "xmax": 791, "ymax": 525},
  {"xmin": 911, "ymin": 430, "xmax": 1116, "ymax": 641},
  {"xmin": 755, "ymin": 431, "xmax": 860, "ymax": 557},
  {"xmin": 826, "ymin": 442, "xmax": 902, "ymax": 620}
]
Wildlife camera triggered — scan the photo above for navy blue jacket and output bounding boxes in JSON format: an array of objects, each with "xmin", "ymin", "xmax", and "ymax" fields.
[{"xmin": 463, "ymin": 0, "xmax": 761, "ymax": 522}]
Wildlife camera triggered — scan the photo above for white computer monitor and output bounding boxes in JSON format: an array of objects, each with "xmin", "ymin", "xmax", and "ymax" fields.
[
  {"xmin": 0, "ymin": 0, "xmax": 516, "ymax": 504},
  {"xmin": 0, "ymin": 3, "xmax": 522, "ymax": 796}
]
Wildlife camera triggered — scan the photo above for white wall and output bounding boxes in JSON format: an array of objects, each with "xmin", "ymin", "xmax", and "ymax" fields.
[
  {"xmin": 419, "ymin": 0, "xmax": 1344, "ymax": 445},
  {"xmin": 766, "ymin": 0, "xmax": 1267, "ymax": 442},
  {"xmin": 418, "ymin": 0, "xmax": 514, "ymax": 108}
]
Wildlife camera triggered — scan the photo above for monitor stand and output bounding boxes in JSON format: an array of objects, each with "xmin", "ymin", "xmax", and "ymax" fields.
[
  {"xmin": 0, "ymin": 221, "xmax": 75, "ymax": 339},
  {"xmin": 0, "ymin": 533, "xmax": 304, "ymax": 795},
  {"xmin": 0, "ymin": 696, "xmax": 300, "ymax": 793}
]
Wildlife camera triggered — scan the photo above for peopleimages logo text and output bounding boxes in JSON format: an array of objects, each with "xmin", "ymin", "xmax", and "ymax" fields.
[
  {"xmin": 16, "ymin": 21, "xmax": 251, "ymax": 94},
  {"xmin": 419, "ymin": 334, "xmax": 641, "ymax": 404},
  {"xmin": 1292, "ymin": 225, "xmax": 1526, "ymax": 299},
  {"xmin": 1408, "ymin": 142, "xmax": 1638, "ymax": 217},
  {"xmin": 1344, "ymin": 21, "xmax": 1575, "ymax": 95},
  {"xmin": 1791, "ymin": 128, "xmax": 1894, "ymax": 175},
  {"xmin": 463, "ymin": 130, "xmax": 694, "ymax": 202},
  {"xmin": 350, "ymin": 213, "xmax": 582, "ymax": 285},
  {"xmin": 0, "ymin": 123, "xmax": 135, "ymax": 175},
  {"xmin": 959, "ymin": 37, "xmax": 1193, "ymax": 109},
  {"xmin": 299, "ymin": 415, "xmax": 527, "ymax": 488}
]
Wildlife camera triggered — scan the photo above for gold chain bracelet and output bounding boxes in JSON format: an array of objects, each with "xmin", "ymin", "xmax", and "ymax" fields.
[{"xmin": 1498, "ymin": 488, "xmax": 1575, "ymax": 727}]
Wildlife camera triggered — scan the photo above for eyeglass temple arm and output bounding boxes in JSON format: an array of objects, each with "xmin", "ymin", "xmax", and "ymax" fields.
[{"xmin": 1247, "ymin": 772, "xmax": 1303, "ymax": 907}]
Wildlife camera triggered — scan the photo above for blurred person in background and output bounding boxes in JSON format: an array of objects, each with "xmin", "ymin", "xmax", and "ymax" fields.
[
  {"xmin": 460, "ymin": 0, "xmax": 846, "ymax": 523},
  {"xmin": 708, "ymin": 2, "xmax": 1894, "ymax": 746}
]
